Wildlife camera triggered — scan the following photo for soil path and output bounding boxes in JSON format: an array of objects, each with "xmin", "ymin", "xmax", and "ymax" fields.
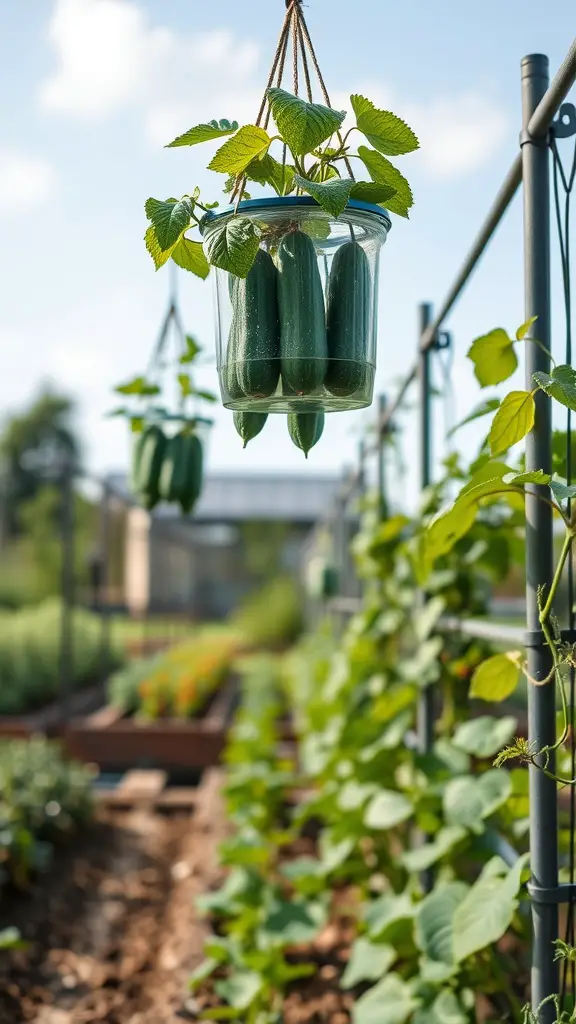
[{"xmin": 0, "ymin": 770, "xmax": 226, "ymax": 1024}]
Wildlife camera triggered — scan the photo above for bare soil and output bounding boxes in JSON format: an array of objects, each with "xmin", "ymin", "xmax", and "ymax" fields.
[{"xmin": 0, "ymin": 770, "xmax": 227, "ymax": 1024}]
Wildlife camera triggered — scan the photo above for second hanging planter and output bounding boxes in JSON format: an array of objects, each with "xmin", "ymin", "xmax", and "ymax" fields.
[{"xmin": 203, "ymin": 196, "xmax": 391, "ymax": 415}]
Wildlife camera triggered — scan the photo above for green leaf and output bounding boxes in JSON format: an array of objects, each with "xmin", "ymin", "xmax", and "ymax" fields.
[
  {"xmin": 489, "ymin": 390, "xmax": 535, "ymax": 456},
  {"xmin": 443, "ymin": 770, "xmax": 512, "ymax": 832},
  {"xmin": 208, "ymin": 125, "xmax": 272, "ymax": 175},
  {"xmin": 341, "ymin": 938, "xmax": 396, "ymax": 989},
  {"xmin": 349, "ymin": 180, "xmax": 397, "ymax": 204},
  {"xmin": 357, "ymin": 146, "xmax": 413, "ymax": 217},
  {"xmin": 415, "ymin": 881, "xmax": 468, "ymax": 964},
  {"xmin": 351, "ymin": 95, "xmax": 419, "ymax": 156},
  {"xmin": 145, "ymin": 224, "xmax": 174, "ymax": 269},
  {"xmin": 452, "ymin": 715, "xmax": 517, "ymax": 758},
  {"xmin": 364, "ymin": 789, "xmax": 413, "ymax": 829},
  {"xmin": 145, "ymin": 197, "xmax": 193, "ymax": 252},
  {"xmin": 401, "ymin": 826, "xmax": 466, "ymax": 873},
  {"xmin": 452, "ymin": 855, "xmax": 529, "ymax": 962},
  {"xmin": 189, "ymin": 957, "xmax": 219, "ymax": 991},
  {"xmin": 203, "ymin": 217, "xmax": 261, "ymax": 277},
  {"xmin": 429, "ymin": 991, "xmax": 470, "ymax": 1024},
  {"xmin": 130, "ymin": 416, "xmax": 144, "ymax": 433},
  {"xmin": 267, "ymin": 87, "xmax": 346, "ymax": 155},
  {"xmin": 448, "ymin": 398, "xmax": 500, "ymax": 437},
  {"xmin": 245, "ymin": 153, "xmax": 295, "ymax": 195},
  {"xmin": 467, "ymin": 328, "xmax": 517, "ymax": 387},
  {"xmin": 353, "ymin": 973, "xmax": 419, "ymax": 1024},
  {"xmin": 423, "ymin": 501, "xmax": 477, "ymax": 566},
  {"xmin": 502, "ymin": 470, "xmax": 550, "ymax": 485},
  {"xmin": 516, "ymin": 315, "xmax": 538, "ymax": 340},
  {"xmin": 166, "ymin": 119, "xmax": 238, "ymax": 147},
  {"xmin": 551, "ymin": 479, "xmax": 576, "ymax": 504},
  {"xmin": 293, "ymin": 174, "xmax": 353, "ymax": 217},
  {"xmin": 260, "ymin": 899, "xmax": 326, "ymax": 946},
  {"xmin": 178, "ymin": 373, "xmax": 192, "ymax": 398},
  {"xmin": 171, "ymin": 236, "xmax": 210, "ymax": 279},
  {"xmin": 364, "ymin": 893, "xmax": 415, "ymax": 940},
  {"xmin": 214, "ymin": 970, "xmax": 263, "ymax": 1010},
  {"xmin": 414, "ymin": 596, "xmax": 446, "ymax": 642},
  {"xmin": 338, "ymin": 780, "xmax": 378, "ymax": 812},
  {"xmin": 533, "ymin": 364, "xmax": 576, "ymax": 412},
  {"xmin": 180, "ymin": 335, "xmax": 201, "ymax": 364},
  {"xmin": 115, "ymin": 376, "xmax": 160, "ymax": 396},
  {"xmin": 470, "ymin": 653, "xmax": 522, "ymax": 702},
  {"xmin": 195, "ymin": 389, "xmax": 217, "ymax": 403}
]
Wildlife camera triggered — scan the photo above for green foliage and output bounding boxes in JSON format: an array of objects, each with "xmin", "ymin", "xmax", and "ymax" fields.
[
  {"xmin": 0, "ymin": 599, "xmax": 124, "ymax": 714},
  {"xmin": 0, "ymin": 737, "xmax": 94, "ymax": 889},
  {"xmin": 0, "ymin": 388, "xmax": 79, "ymax": 539},
  {"xmin": 144, "ymin": 88, "xmax": 418, "ymax": 278}
]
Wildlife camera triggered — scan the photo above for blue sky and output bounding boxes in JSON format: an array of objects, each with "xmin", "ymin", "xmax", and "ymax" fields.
[{"xmin": 0, "ymin": 0, "xmax": 574, "ymax": 503}]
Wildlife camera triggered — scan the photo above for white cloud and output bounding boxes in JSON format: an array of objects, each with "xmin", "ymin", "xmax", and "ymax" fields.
[
  {"xmin": 39, "ymin": 0, "xmax": 261, "ymax": 145},
  {"xmin": 0, "ymin": 150, "xmax": 55, "ymax": 216},
  {"xmin": 39, "ymin": 0, "xmax": 507, "ymax": 178},
  {"xmin": 336, "ymin": 82, "xmax": 508, "ymax": 181}
]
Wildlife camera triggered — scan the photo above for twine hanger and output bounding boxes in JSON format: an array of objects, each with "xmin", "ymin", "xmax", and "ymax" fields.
[{"xmin": 230, "ymin": 0, "xmax": 354, "ymax": 205}]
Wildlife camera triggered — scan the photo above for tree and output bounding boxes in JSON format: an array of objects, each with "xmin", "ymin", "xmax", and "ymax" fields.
[{"xmin": 0, "ymin": 388, "xmax": 80, "ymax": 538}]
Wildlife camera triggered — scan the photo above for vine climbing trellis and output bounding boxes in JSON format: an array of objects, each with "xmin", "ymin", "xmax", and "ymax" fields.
[{"xmin": 314, "ymin": 44, "xmax": 576, "ymax": 1023}]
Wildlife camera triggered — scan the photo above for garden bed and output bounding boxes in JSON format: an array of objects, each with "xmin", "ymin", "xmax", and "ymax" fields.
[
  {"xmin": 0, "ymin": 768, "xmax": 228, "ymax": 1024},
  {"xmin": 64, "ymin": 676, "xmax": 239, "ymax": 769},
  {"xmin": 0, "ymin": 682, "xmax": 105, "ymax": 740}
]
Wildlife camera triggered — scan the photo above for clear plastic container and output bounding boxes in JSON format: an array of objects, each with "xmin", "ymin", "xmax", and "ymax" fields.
[{"xmin": 203, "ymin": 197, "xmax": 391, "ymax": 413}]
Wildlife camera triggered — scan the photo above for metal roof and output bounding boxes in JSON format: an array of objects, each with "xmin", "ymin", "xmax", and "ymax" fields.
[{"xmin": 107, "ymin": 471, "xmax": 341, "ymax": 524}]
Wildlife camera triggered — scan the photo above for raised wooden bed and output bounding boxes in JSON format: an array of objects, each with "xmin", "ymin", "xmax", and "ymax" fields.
[
  {"xmin": 64, "ymin": 678, "xmax": 239, "ymax": 769},
  {"xmin": 0, "ymin": 683, "xmax": 106, "ymax": 741}
]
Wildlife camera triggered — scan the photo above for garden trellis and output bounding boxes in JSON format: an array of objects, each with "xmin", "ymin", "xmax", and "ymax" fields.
[{"xmin": 320, "ymin": 44, "xmax": 576, "ymax": 1021}]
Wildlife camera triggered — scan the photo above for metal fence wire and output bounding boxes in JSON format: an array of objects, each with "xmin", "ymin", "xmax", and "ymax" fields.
[{"xmin": 319, "ymin": 44, "xmax": 576, "ymax": 1022}]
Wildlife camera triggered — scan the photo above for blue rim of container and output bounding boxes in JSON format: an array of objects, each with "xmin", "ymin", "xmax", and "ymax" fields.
[{"xmin": 201, "ymin": 195, "xmax": 391, "ymax": 231}]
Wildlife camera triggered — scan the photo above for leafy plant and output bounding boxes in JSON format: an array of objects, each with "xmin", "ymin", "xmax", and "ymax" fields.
[
  {"xmin": 0, "ymin": 737, "xmax": 94, "ymax": 889},
  {"xmin": 0, "ymin": 598, "xmax": 124, "ymax": 714},
  {"xmin": 144, "ymin": 88, "xmax": 418, "ymax": 280}
]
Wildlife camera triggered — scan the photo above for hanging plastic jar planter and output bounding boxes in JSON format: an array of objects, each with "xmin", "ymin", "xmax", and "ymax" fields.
[
  {"xmin": 110, "ymin": 268, "xmax": 215, "ymax": 516},
  {"xmin": 203, "ymin": 196, "xmax": 390, "ymax": 413},
  {"xmin": 143, "ymin": 0, "xmax": 418, "ymax": 427}
]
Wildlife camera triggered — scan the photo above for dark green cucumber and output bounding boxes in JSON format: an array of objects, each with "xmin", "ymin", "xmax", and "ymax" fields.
[
  {"xmin": 159, "ymin": 433, "xmax": 188, "ymax": 503},
  {"xmin": 233, "ymin": 410, "xmax": 268, "ymax": 448},
  {"xmin": 223, "ymin": 315, "xmax": 246, "ymax": 401},
  {"xmin": 134, "ymin": 425, "xmax": 166, "ymax": 509},
  {"xmin": 287, "ymin": 411, "xmax": 325, "ymax": 458},
  {"xmin": 231, "ymin": 250, "xmax": 280, "ymax": 399},
  {"xmin": 325, "ymin": 241, "xmax": 370, "ymax": 397},
  {"xmin": 278, "ymin": 231, "xmax": 327, "ymax": 396},
  {"xmin": 130, "ymin": 429, "xmax": 148, "ymax": 494},
  {"xmin": 180, "ymin": 433, "xmax": 203, "ymax": 514}
]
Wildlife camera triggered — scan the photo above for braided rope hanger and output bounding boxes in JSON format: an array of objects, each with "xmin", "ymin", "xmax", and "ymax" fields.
[{"xmin": 231, "ymin": 0, "xmax": 354, "ymax": 204}]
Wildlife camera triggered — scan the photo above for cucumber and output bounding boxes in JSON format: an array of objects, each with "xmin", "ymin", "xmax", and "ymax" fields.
[
  {"xmin": 278, "ymin": 230, "xmax": 327, "ymax": 396},
  {"xmin": 325, "ymin": 241, "xmax": 370, "ymax": 397},
  {"xmin": 180, "ymin": 433, "xmax": 203, "ymax": 514},
  {"xmin": 130, "ymin": 429, "xmax": 148, "ymax": 495},
  {"xmin": 134, "ymin": 425, "xmax": 166, "ymax": 509},
  {"xmin": 231, "ymin": 250, "xmax": 280, "ymax": 399},
  {"xmin": 223, "ymin": 316, "xmax": 246, "ymax": 401},
  {"xmin": 287, "ymin": 411, "xmax": 325, "ymax": 458},
  {"xmin": 159, "ymin": 432, "xmax": 188, "ymax": 503},
  {"xmin": 233, "ymin": 410, "xmax": 268, "ymax": 448}
]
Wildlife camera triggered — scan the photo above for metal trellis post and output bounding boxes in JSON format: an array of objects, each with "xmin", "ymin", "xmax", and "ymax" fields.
[
  {"xmin": 59, "ymin": 453, "xmax": 75, "ymax": 718},
  {"xmin": 377, "ymin": 394, "xmax": 388, "ymax": 519},
  {"xmin": 417, "ymin": 302, "xmax": 434, "ymax": 759},
  {"xmin": 522, "ymin": 53, "xmax": 559, "ymax": 1019}
]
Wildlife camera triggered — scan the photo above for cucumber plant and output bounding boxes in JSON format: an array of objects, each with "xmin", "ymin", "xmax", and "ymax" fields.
[
  {"xmin": 143, "ymin": 89, "xmax": 418, "ymax": 282},
  {"xmin": 421, "ymin": 317, "xmax": 576, "ymax": 784}
]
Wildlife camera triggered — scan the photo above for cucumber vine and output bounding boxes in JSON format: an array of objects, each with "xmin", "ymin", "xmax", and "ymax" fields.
[
  {"xmin": 143, "ymin": 89, "xmax": 419, "ymax": 281},
  {"xmin": 422, "ymin": 316, "xmax": 576, "ymax": 783}
]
